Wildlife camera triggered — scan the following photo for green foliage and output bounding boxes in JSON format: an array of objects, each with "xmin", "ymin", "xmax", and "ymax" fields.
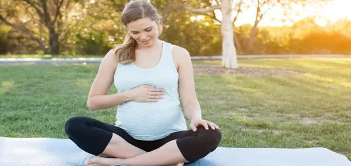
[
  {"xmin": 75, "ymin": 31, "xmax": 114, "ymax": 55},
  {"xmin": 1, "ymin": 1, "xmax": 351, "ymax": 55},
  {"xmin": 161, "ymin": 10, "xmax": 222, "ymax": 56},
  {"xmin": 0, "ymin": 24, "xmax": 10, "ymax": 54}
]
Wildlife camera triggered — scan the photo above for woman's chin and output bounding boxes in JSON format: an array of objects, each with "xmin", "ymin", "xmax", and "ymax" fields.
[{"xmin": 140, "ymin": 39, "xmax": 154, "ymax": 47}]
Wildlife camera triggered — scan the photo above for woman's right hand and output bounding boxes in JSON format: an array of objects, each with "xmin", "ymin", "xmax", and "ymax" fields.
[{"xmin": 128, "ymin": 85, "xmax": 164, "ymax": 102}]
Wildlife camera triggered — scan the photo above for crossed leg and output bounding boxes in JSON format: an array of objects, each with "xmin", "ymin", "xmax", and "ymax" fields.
[{"xmin": 85, "ymin": 133, "xmax": 186, "ymax": 166}]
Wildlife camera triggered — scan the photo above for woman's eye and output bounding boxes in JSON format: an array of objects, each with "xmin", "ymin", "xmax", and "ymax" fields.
[
  {"xmin": 145, "ymin": 28, "xmax": 152, "ymax": 32},
  {"xmin": 132, "ymin": 32, "xmax": 139, "ymax": 34}
]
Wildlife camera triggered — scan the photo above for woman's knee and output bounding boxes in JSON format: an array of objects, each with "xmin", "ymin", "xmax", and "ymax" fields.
[
  {"xmin": 64, "ymin": 116, "xmax": 113, "ymax": 155},
  {"xmin": 196, "ymin": 126, "xmax": 222, "ymax": 151},
  {"xmin": 177, "ymin": 126, "xmax": 222, "ymax": 162},
  {"xmin": 65, "ymin": 116, "xmax": 90, "ymax": 136}
]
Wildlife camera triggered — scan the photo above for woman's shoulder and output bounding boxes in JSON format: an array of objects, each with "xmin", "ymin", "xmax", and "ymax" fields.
[
  {"xmin": 167, "ymin": 43, "xmax": 191, "ymax": 68},
  {"xmin": 169, "ymin": 43, "xmax": 190, "ymax": 58},
  {"xmin": 104, "ymin": 48, "xmax": 119, "ymax": 62},
  {"xmin": 100, "ymin": 48, "xmax": 119, "ymax": 70}
]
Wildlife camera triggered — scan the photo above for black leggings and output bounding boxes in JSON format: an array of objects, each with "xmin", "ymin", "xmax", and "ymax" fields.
[{"xmin": 65, "ymin": 116, "xmax": 222, "ymax": 162}]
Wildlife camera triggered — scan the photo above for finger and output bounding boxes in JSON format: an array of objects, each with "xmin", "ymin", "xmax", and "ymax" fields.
[
  {"xmin": 201, "ymin": 121, "xmax": 209, "ymax": 130},
  {"xmin": 149, "ymin": 95, "xmax": 163, "ymax": 99},
  {"xmin": 209, "ymin": 122, "xmax": 216, "ymax": 130},
  {"xmin": 147, "ymin": 98, "xmax": 158, "ymax": 102},
  {"xmin": 147, "ymin": 94, "xmax": 162, "ymax": 99},
  {"xmin": 207, "ymin": 121, "xmax": 219, "ymax": 130},
  {"xmin": 143, "ymin": 85, "xmax": 155, "ymax": 89},
  {"xmin": 150, "ymin": 91, "xmax": 164, "ymax": 96},
  {"xmin": 150, "ymin": 89, "xmax": 164, "ymax": 93},
  {"xmin": 214, "ymin": 124, "xmax": 220, "ymax": 129},
  {"xmin": 190, "ymin": 123, "xmax": 197, "ymax": 132}
]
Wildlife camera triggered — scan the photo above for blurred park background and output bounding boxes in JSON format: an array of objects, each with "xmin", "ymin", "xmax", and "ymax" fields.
[
  {"xmin": 1, "ymin": 0, "xmax": 351, "ymax": 161},
  {"xmin": 0, "ymin": 0, "xmax": 350, "ymax": 56}
]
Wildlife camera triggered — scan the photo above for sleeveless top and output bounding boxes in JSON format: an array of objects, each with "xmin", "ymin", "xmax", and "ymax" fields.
[{"xmin": 113, "ymin": 41, "xmax": 187, "ymax": 141}]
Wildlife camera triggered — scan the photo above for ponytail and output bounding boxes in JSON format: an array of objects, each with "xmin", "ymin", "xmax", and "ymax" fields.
[{"xmin": 114, "ymin": 33, "xmax": 137, "ymax": 64}]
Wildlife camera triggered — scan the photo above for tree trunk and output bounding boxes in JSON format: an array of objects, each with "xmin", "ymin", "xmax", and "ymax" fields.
[
  {"xmin": 49, "ymin": 27, "xmax": 60, "ymax": 55},
  {"xmin": 247, "ymin": 4, "xmax": 260, "ymax": 53},
  {"xmin": 248, "ymin": 20, "xmax": 259, "ymax": 53},
  {"xmin": 221, "ymin": 0, "xmax": 238, "ymax": 68},
  {"xmin": 234, "ymin": 34, "xmax": 242, "ymax": 54}
]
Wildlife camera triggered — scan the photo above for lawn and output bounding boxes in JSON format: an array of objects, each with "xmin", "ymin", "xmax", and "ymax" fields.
[{"xmin": 0, "ymin": 58, "xmax": 350, "ymax": 159}]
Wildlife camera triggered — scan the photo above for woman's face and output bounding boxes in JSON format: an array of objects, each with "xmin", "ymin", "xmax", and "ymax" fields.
[{"xmin": 126, "ymin": 17, "xmax": 160, "ymax": 47}]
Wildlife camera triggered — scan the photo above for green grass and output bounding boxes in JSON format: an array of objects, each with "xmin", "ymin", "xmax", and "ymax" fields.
[
  {"xmin": 1, "ymin": 58, "xmax": 350, "ymax": 160},
  {"xmin": 0, "ymin": 54, "xmax": 103, "ymax": 59}
]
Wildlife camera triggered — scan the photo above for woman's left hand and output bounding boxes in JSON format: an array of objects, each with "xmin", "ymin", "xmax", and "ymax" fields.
[{"xmin": 189, "ymin": 118, "xmax": 220, "ymax": 132}]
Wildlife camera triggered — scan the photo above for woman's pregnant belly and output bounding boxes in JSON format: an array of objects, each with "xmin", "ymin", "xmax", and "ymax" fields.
[{"xmin": 115, "ymin": 101, "xmax": 185, "ymax": 140}]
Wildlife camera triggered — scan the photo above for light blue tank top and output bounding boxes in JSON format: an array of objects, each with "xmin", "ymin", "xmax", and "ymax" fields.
[{"xmin": 113, "ymin": 41, "xmax": 187, "ymax": 141}]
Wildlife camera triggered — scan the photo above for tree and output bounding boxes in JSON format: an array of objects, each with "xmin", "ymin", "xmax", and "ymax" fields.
[
  {"xmin": 183, "ymin": 0, "xmax": 238, "ymax": 68},
  {"xmin": 232, "ymin": 0, "xmax": 245, "ymax": 53},
  {"xmin": 246, "ymin": 0, "xmax": 281, "ymax": 52},
  {"xmin": 245, "ymin": 0, "xmax": 332, "ymax": 53},
  {"xmin": 0, "ymin": 0, "xmax": 71, "ymax": 55}
]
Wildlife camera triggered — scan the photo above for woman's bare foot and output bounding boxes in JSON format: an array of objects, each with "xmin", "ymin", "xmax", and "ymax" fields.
[
  {"xmin": 85, "ymin": 156, "xmax": 121, "ymax": 166},
  {"xmin": 86, "ymin": 156, "xmax": 184, "ymax": 166},
  {"xmin": 167, "ymin": 163, "xmax": 184, "ymax": 166}
]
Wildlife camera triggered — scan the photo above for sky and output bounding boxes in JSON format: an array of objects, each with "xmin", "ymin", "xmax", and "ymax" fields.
[{"xmin": 208, "ymin": 0, "xmax": 351, "ymax": 27}]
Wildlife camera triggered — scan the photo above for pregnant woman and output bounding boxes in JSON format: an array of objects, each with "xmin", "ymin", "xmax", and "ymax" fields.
[{"xmin": 65, "ymin": 0, "xmax": 222, "ymax": 165}]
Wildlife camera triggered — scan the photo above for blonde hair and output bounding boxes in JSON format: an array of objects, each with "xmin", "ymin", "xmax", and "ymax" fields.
[{"xmin": 115, "ymin": 0, "xmax": 163, "ymax": 64}]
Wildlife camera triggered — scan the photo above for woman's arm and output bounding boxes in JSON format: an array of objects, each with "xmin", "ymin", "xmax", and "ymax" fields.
[
  {"xmin": 87, "ymin": 49, "xmax": 132, "ymax": 111},
  {"xmin": 173, "ymin": 46, "xmax": 202, "ymax": 121},
  {"xmin": 174, "ymin": 46, "xmax": 220, "ymax": 131}
]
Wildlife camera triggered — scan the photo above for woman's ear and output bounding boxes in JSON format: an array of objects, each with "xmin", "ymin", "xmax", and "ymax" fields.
[
  {"xmin": 157, "ymin": 19, "xmax": 163, "ymax": 37},
  {"xmin": 158, "ymin": 24, "xmax": 163, "ymax": 37}
]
